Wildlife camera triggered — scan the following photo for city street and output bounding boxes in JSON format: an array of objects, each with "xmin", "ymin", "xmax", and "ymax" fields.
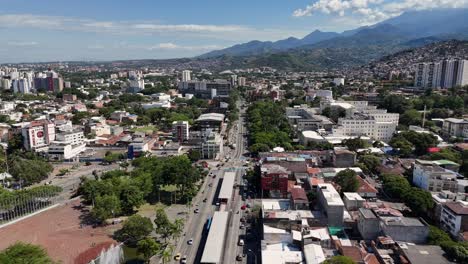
[{"xmin": 170, "ymin": 99, "xmax": 251, "ymax": 264}]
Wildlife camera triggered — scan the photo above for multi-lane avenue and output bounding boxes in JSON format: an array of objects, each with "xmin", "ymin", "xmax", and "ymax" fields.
[{"xmin": 171, "ymin": 100, "xmax": 249, "ymax": 264}]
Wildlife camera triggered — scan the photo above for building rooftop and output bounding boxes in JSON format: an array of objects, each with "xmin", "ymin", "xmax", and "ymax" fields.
[
  {"xmin": 303, "ymin": 244, "xmax": 326, "ymax": 264},
  {"xmin": 445, "ymin": 201, "xmax": 468, "ymax": 215},
  {"xmin": 261, "ymin": 243, "xmax": 303, "ymax": 264},
  {"xmin": 262, "ymin": 199, "xmax": 290, "ymax": 211},
  {"xmin": 218, "ymin": 171, "xmax": 236, "ymax": 200},
  {"xmin": 400, "ymin": 243, "xmax": 452, "ymax": 264},
  {"xmin": 302, "ymin": 130, "xmax": 324, "ymax": 140},
  {"xmin": 343, "ymin": 192, "xmax": 365, "ymax": 202},
  {"xmin": 318, "ymin": 183, "xmax": 344, "ymax": 206},
  {"xmin": 381, "ymin": 217, "xmax": 425, "ymax": 227},
  {"xmin": 196, "ymin": 113, "xmax": 225, "ymax": 122},
  {"xmin": 359, "ymin": 208, "xmax": 377, "ymax": 219},
  {"xmin": 290, "ymin": 187, "xmax": 308, "ymax": 201},
  {"xmin": 200, "ymin": 211, "xmax": 229, "ymax": 263}
]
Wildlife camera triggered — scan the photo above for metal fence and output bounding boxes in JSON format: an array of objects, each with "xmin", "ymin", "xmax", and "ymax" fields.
[{"xmin": 0, "ymin": 188, "xmax": 60, "ymax": 224}]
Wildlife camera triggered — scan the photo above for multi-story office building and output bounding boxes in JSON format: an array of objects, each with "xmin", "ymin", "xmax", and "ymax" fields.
[
  {"xmin": 286, "ymin": 105, "xmax": 334, "ymax": 132},
  {"xmin": 48, "ymin": 131, "xmax": 86, "ymax": 160},
  {"xmin": 414, "ymin": 59, "xmax": 468, "ymax": 89},
  {"xmin": 200, "ymin": 130, "xmax": 223, "ymax": 159},
  {"xmin": 181, "ymin": 70, "xmax": 191, "ymax": 82},
  {"xmin": 172, "ymin": 121, "xmax": 190, "ymax": 142},
  {"xmin": 322, "ymin": 100, "xmax": 399, "ymax": 142},
  {"xmin": 333, "ymin": 112, "xmax": 398, "ymax": 142},
  {"xmin": 21, "ymin": 120, "xmax": 56, "ymax": 151},
  {"xmin": 178, "ymin": 80, "xmax": 232, "ymax": 99},
  {"xmin": 413, "ymin": 160, "xmax": 459, "ymax": 193}
]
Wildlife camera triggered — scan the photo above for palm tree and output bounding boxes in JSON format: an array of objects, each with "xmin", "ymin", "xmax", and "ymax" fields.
[
  {"xmin": 171, "ymin": 218, "xmax": 185, "ymax": 242},
  {"xmin": 159, "ymin": 244, "xmax": 173, "ymax": 264}
]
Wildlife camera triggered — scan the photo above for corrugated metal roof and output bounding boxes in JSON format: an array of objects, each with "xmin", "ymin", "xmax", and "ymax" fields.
[
  {"xmin": 200, "ymin": 211, "xmax": 229, "ymax": 263},
  {"xmin": 218, "ymin": 171, "xmax": 236, "ymax": 200}
]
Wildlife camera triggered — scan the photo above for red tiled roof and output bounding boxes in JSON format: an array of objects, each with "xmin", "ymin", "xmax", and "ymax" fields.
[
  {"xmin": 307, "ymin": 167, "xmax": 321, "ymax": 175},
  {"xmin": 310, "ymin": 177, "xmax": 324, "ymax": 186},
  {"xmin": 340, "ymin": 246, "xmax": 367, "ymax": 263},
  {"xmin": 364, "ymin": 254, "xmax": 380, "ymax": 264},
  {"xmin": 445, "ymin": 202, "xmax": 468, "ymax": 215},
  {"xmin": 290, "ymin": 187, "xmax": 308, "ymax": 201},
  {"xmin": 287, "ymin": 180, "xmax": 296, "ymax": 192},
  {"xmin": 356, "ymin": 176, "xmax": 378, "ymax": 194}
]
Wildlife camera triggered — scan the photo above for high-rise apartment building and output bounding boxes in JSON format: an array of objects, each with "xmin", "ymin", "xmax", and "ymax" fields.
[
  {"xmin": 415, "ymin": 59, "xmax": 468, "ymax": 89},
  {"xmin": 237, "ymin": 76, "xmax": 246, "ymax": 86},
  {"xmin": 181, "ymin": 70, "xmax": 191, "ymax": 82}
]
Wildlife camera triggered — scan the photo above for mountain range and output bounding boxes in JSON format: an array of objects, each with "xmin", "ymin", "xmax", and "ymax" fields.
[{"xmin": 196, "ymin": 8, "xmax": 468, "ymax": 70}]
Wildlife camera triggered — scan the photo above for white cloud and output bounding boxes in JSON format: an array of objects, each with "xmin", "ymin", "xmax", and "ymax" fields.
[
  {"xmin": 147, "ymin": 43, "xmax": 223, "ymax": 51},
  {"xmin": 133, "ymin": 24, "xmax": 248, "ymax": 33},
  {"xmin": 7, "ymin": 41, "xmax": 39, "ymax": 46},
  {"xmin": 0, "ymin": 13, "xmax": 250, "ymax": 35},
  {"xmin": 293, "ymin": 0, "xmax": 468, "ymax": 24}
]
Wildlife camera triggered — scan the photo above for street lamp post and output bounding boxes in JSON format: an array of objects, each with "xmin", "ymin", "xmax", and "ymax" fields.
[{"xmin": 247, "ymin": 249, "xmax": 257, "ymax": 264}]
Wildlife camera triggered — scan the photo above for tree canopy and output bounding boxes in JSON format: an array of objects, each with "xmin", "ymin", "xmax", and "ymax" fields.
[
  {"xmin": 0, "ymin": 242, "xmax": 55, "ymax": 264},
  {"xmin": 323, "ymin": 255, "xmax": 356, "ymax": 264},
  {"xmin": 334, "ymin": 169, "xmax": 359, "ymax": 193},
  {"xmin": 115, "ymin": 214, "xmax": 154, "ymax": 246},
  {"xmin": 247, "ymin": 101, "xmax": 292, "ymax": 153},
  {"xmin": 381, "ymin": 173, "xmax": 433, "ymax": 215}
]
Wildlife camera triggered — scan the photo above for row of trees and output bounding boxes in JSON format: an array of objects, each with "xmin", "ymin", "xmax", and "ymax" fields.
[
  {"xmin": 389, "ymin": 130, "xmax": 438, "ymax": 157},
  {"xmin": 428, "ymin": 225, "xmax": 468, "ymax": 263},
  {"xmin": 247, "ymin": 101, "xmax": 292, "ymax": 154},
  {"xmin": 380, "ymin": 173, "xmax": 434, "ymax": 215}
]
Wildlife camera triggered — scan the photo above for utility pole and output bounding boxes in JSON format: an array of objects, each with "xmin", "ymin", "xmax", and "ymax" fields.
[{"xmin": 422, "ymin": 104, "xmax": 426, "ymax": 128}]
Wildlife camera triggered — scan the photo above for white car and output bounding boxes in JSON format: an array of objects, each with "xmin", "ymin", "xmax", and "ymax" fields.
[
  {"xmin": 194, "ymin": 208, "xmax": 199, "ymax": 213},
  {"xmin": 181, "ymin": 255, "xmax": 187, "ymax": 263},
  {"xmin": 187, "ymin": 239, "xmax": 193, "ymax": 245}
]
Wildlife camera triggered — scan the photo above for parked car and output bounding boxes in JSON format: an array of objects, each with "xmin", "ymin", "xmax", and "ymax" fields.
[
  {"xmin": 238, "ymin": 239, "xmax": 244, "ymax": 246},
  {"xmin": 187, "ymin": 239, "xmax": 193, "ymax": 245},
  {"xmin": 181, "ymin": 255, "xmax": 187, "ymax": 263},
  {"xmin": 194, "ymin": 208, "xmax": 199, "ymax": 213},
  {"xmin": 174, "ymin": 253, "xmax": 181, "ymax": 260},
  {"xmin": 236, "ymin": 254, "xmax": 243, "ymax": 261}
]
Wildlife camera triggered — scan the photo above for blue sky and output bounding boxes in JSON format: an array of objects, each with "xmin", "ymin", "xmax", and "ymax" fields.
[{"xmin": 0, "ymin": 0, "xmax": 466, "ymax": 62}]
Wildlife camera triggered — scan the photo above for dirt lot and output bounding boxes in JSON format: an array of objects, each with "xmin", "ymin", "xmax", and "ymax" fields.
[{"xmin": 0, "ymin": 199, "xmax": 117, "ymax": 264}]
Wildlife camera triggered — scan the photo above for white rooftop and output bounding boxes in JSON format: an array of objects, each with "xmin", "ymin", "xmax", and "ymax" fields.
[
  {"xmin": 218, "ymin": 171, "xmax": 236, "ymax": 200},
  {"xmin": 343, "ymin": 192, "xmax": 365, "ymax": 201},
  {"xmin": 318, "ymin": 184, "xmax": 344, "ymax": 206},
  {"xmin": 303, "ymin": 244, "xmax": 326, "ymax": 264},
  {"xmin": 200, "ymin": 211, "xmax": 229, "ymax": 263},
  {"xmin": 262, "ymin": 199, "xmax": 290, "ymax": 210},
  {"xmin": 302, "ymin": 131, "xmax": 325, "ymax": 140},
  {"xmin": 261, "ymin": 243, "xmax": 304, "ymax": 264}
]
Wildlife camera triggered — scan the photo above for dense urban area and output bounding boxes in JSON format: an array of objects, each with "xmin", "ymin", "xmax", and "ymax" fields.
[{"xmin": 1, "ymin": 6, "xmax": 468, "ymax": 264}]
